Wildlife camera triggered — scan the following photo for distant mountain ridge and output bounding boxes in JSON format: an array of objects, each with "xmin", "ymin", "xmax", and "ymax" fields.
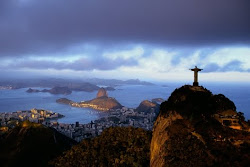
[
  {"xmin": 0, "ymin": 78, "xmax": 153, "ymax": 90},
  {"xmin": 84, "ymin": 78, "xmax": 154, "ymax": 86},
  {"xmin": 27, "ymin": 86, "xmax": 72, "ymax": 95}
]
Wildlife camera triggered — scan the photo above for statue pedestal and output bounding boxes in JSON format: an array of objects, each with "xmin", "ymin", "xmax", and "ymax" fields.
[{"xmin": 193, "ymin": 82, "xmax": 199, "ymax": 86}]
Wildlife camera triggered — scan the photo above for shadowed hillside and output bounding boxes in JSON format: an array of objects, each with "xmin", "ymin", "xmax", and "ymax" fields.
[
  {"xmin": 0, "ymin": 121, "xmax": 76, "ymax": 167},
  {"xmin": 51, "ymin": 127, "xmax": 151, "ymax": 167}
]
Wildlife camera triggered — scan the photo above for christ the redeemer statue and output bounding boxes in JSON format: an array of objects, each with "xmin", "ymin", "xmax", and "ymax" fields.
[{"xmin": 190, "ymin": 66, "xmax": 203, "ymax": 86}]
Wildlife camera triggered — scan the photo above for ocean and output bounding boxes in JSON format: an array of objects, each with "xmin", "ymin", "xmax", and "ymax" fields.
[{"xmin": 0, "ymin": 82, "xmax": 249, "ymax": 124}]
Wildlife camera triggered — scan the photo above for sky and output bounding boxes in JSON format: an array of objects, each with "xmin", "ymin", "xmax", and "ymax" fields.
[{"xmin": 0, "ymin": 0, "xmax": 250, "ymax": 82}]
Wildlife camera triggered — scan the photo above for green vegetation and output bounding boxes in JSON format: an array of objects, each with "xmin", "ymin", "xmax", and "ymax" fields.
[{"xmin": 52, "ymin": 127, "xmax": 151, "ymax": 167}]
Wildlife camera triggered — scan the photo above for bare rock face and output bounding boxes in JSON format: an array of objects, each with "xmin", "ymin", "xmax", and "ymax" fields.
[
  {"xmin": 150, "ymin": 85, "xmax": 250, "ymax": 167},
  {"xmin": 96, "ymin": 88, "xmax": 108, "ymax": 98}
]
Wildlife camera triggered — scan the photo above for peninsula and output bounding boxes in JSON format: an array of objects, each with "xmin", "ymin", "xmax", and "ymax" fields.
[{"xmin": 56, "ymin": 88, "xmax": 122, "ymax": 111}]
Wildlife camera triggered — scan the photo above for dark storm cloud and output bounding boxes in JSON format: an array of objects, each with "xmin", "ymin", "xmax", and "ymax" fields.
[
  {"xmin": 203, "ymin": 60, "xmax": 248, "ymax": 72},
  {"xmin": 2, "ymin": 56, "xmax": 138, "ymax": 71},
  {"xmin": 0, "ymin": 0, "xmax": 250, "ymax": 57}
]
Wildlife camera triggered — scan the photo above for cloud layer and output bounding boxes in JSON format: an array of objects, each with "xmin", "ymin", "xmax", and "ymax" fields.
[
  {"xmin": 2, "ymin": 46, "xmax": 250, "ymax": 74},
  {"xmin": 0, "ymin": 0, "xmax": 250, "ymax": 57},
  {"xmin": 1, "ymin": 0, "xmax": 250, "ymax": 81}
]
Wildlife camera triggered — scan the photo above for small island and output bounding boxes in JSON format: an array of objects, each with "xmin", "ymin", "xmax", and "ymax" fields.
[
  {"xmin": 57, "ymin": 88, "xmax": 122, "ymax": 111},
  {"xmin": 26, "ymin": 86, "xmax": 72, "ymax": 95}
]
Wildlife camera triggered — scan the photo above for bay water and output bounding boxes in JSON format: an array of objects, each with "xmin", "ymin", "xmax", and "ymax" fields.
[{"xmin": 0, "ymin": 82, "xmax": 249, "ymax": 124}]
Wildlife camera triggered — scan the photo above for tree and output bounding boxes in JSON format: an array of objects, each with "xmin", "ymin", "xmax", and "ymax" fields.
[{"xmin": 237, "ymin": 112, "xmax": 245, "ymax": 122}]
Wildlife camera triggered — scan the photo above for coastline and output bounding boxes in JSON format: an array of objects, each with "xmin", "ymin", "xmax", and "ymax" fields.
[{"xmin": 0, "ymin": 83, "xmax": 249, "ymax": 124}]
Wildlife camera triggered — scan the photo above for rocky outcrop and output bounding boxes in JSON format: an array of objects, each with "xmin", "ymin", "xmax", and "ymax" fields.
[
  {"xmin": 96, "ymin": 88, "xmax": 108, "ymax": 98},
  {"xmin": 136, "ymin": 100, "xmax": 159, "ymax": 113},
  {"xmin": 56, "ymin": 88, "xmax": 122, "ymax": 111},
  {"xmin": 79, "ymin": 96, "xmax": 122, "ymax": 111},
  {"xmin": 151, "ymin": 111, "xmax": 184, "ymax": 167},
  {"xmin": 150, "ymin": 85, "xmax": 250, "ymax": 167}
]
